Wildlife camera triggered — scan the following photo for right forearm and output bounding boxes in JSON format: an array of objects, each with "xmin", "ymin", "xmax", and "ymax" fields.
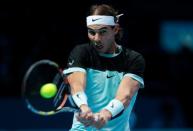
[
  {"xmin": 67, "ymin": 72, "xmax": 88, "ymax": 108},
  {"xmin": 67, "ymin": 72, "xmax": 86, "ymax": 95}
]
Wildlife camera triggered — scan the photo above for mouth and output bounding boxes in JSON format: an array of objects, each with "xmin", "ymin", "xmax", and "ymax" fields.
[{"xmin": 93, "ymin": 42, "xmax": 103, "ymax": 49}]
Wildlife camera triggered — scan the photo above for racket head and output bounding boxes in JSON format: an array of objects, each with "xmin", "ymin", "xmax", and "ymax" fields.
[{"xmin": 22, "ymin": 59, "xmax": 76, "ymax": 116}]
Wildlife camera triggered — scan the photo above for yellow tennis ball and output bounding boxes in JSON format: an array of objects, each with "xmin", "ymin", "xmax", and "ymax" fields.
[{"xmin": 40, "ymin": 83, "xmax": 57, "ymax": 99}]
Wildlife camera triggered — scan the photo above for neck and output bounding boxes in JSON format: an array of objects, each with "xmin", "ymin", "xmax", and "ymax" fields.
[
  {"xmin": 108, "ymin": 42, "xmax": 118, "ymax": 54},
  {"xmin": 98, "ymin": 44, "xmax": 122, "ymax": 58}
]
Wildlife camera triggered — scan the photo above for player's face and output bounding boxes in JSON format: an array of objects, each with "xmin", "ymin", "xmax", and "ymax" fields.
[{"xmin": 87, "ymin": 24, "xmax": 118, "ymax": 53}]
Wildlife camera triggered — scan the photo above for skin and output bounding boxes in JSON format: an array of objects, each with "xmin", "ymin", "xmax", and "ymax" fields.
[
  {"xmin": 67, "ymin": 23, "xmax": 140, "ymax": 129},
  {"xmin": 87, "ymin": 24, "xmax": 119, "ymax": 54}
]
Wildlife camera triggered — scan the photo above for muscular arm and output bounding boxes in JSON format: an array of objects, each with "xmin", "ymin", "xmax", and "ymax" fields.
[
  {"xmin": 67, "ymin": 71, "xmax": 86, "ymax": 95},
  {"xmin": 116, "ymin": 76, "xmax": 140, "ymax": 108},
  {"xmin": 67, "ymin": 71, "xmax": 96, "ymax": 126},
  {"xmin": 92, "ymin": 76, "xmax": 141, "ymax": 129},
  {"xmin": 67, "ymin": 71, "xmax": 89, "ymax": 110}
]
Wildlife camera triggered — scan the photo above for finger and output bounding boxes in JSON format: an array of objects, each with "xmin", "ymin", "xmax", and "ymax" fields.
[
  {"xmin": 76, "ymin": 113, "xmax": 88, "ymax": 122},
  {"xmin": 85, "ymin": 112, "xmax": 94, "ymax": 120},
  {"xmin": 94, "ymin": 116, "xmax": 106, "ymax": 129},
  {"xmin": 93, "ymin": 114, "xmax": 98, "ymax": 122},
  {"xmin": 92, "ymin": 113, "xmax": 102, "ymax": 128},
  {"xmin": 93, "ymin": 113, "xmax": 100, "ymax": 122},
  {"xmin": 82, "ymin": 120, "xmax": 93, "ymax": 127},
  {"xmin": 78, "ymin": 118, "xmax": 94, "ymax": 127},
  {"xmin": 76, "ymin": 113, "xmax": 94, "ymax": 126},
  {"xmin": 79, "ymin": 111, "xmax": 94, "ymax": 122},
  {"xmin": 79, "ymin": 112, "xmax": 87, "ymax": 118}
]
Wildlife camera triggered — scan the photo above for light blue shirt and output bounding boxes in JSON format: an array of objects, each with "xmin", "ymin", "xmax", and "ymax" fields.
[{"xmin": 68, "ymin": 68, "xmax": 143, "ymax": 131}]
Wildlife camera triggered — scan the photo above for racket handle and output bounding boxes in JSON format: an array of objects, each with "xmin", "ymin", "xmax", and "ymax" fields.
[
  {"xmin": 77, "ymin": 112, "xmax": 99, "ymax": 121},
  {"xmin": 94, "ymin": 114, "xmax": 99, "ymax": 121}
]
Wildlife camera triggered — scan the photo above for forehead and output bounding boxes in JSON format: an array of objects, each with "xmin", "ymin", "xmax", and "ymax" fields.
[{"xmin": 87, "ymin": 24, "xmax": 111, "ymax": 30}]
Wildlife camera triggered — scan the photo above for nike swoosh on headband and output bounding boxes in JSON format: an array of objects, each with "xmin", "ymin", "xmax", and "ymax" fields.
[{"xmin": 92, "ymin": 18, "xmax": 102, "ymax": 22}]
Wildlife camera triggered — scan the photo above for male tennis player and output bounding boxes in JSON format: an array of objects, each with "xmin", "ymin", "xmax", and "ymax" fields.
[{"xmin": 64, "ymin": 4, "xmax": 145, "ymax": 131}]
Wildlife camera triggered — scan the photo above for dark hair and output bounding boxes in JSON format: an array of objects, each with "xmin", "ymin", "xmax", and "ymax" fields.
[
  {"xmin": 88, "ymin": 4, "xmax": 118, "ymax": 23},
  {"xmin": 88, "ymin": 4, "xmax": 123, "ymax": 42}
]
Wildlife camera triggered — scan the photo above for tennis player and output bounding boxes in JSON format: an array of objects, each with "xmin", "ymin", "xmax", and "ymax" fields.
[{"xmin": 64, "ymin": 4, "xmax": 145, "ymax": 131}]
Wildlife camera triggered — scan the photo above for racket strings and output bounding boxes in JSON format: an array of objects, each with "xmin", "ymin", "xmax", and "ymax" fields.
[
  {"xmin": 23, "ymin": 59, "xmax": 80, "ymax": 116},
  {"xmin": 53, "ymin": 82, "xmax": 67, "ymax": 107},
  {"xmin": 52, "ymin": 72, "xmax": 61, "ymax": 84}
]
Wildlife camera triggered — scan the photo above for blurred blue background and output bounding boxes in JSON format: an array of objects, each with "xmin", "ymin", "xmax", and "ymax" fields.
[{"xmin": 0, "ymin": 0, "xmax": 193, "ymax": 130}]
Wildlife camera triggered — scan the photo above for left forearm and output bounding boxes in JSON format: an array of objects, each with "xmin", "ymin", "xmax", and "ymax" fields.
[
  {"xmin": 99, "ymin": 76, "xmax": 141, "ymax": 121},
  {"xmin": 115, "ymin": 76, "xmax": 140, "ymax": 107}
]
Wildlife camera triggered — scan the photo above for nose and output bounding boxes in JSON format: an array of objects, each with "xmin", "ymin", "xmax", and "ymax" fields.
[{"xmin": 93, "ymin": 33, "xmax": 102, "ymax": 42}]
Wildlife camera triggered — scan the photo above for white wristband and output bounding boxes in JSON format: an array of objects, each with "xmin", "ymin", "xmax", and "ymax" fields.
[
  {"xmin": 72, "ymin": 91, "xmax": 88, "ymax": 108},
  {"xmin": 103, "ymin": 99, "xmax": 124, "ymax": 118}
]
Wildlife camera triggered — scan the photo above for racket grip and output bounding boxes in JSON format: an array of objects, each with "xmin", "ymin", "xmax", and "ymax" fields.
[
  {"xmin": 94, "ymin": 114, "xmax": 99, "ymax": 121},
  {"xmin": 77, "ymin": 112, "xmax": 99, "ymax": 122}
]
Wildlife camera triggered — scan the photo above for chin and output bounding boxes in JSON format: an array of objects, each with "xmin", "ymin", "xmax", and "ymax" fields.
[{"xmin": 97, "ymin": 49, "xmax": 109, "ymax": 54}]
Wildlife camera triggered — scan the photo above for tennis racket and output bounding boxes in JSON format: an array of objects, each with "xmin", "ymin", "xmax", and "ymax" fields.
[{"xmin": 22, "ymin": 59, "xmax": 79, "ymax": 116}]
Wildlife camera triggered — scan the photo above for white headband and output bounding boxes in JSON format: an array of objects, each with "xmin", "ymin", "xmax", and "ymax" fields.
[{"xmin": 86, "ymin": 15, "xmax": 115, "ymax": 26}]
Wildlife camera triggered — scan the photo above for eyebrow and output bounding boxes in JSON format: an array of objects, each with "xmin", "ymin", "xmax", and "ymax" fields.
[{"xmin": 87, "ymin": 27, "xmax": 108, "ymax": 30}]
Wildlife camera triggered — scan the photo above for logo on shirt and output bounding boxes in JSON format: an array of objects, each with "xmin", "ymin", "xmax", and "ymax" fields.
[
  {"xmin": 92, "ymin": 18, "xmax": 102, "ymax": 22},
  {"xmin": 68, "ymin": 60, "xmax": 74, "ymax": 66},
  {"xmin": 107, "ymin": 75, "xmax": 114, "ymax": 78}
]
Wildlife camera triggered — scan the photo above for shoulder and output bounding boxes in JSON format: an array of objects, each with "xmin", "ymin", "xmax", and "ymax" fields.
[
  {"xmin": 73, "ymin": 43, "xmax": 91, "ymax": 49},
  {"xmin": 71, "ymin": 43, "xmax": 93, "ymax": 53},
  {"xmin": 70, "ymin": 43, "xmax": 89, "ymax": 52},
  {"xmin": 121, "ymin": 46, "xmax": 145, "ymax": 77},
  {"xmin": 121, "ymin": 46, "xmax": 145, "ymax": 67},
  {"xmin": 122, "ymin": 46, "xmax": 144, "ymax": 59},
  {"xmin": 69, "ymin": 43, "xmax": 96, "ymax": 59}
]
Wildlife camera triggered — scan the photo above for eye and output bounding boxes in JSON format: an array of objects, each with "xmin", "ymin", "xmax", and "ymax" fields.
[
  {"xmin": 88, "ymin": 29, "xmax": 96, "ymax": 36},
  {"xmin": 99, "ymin": 29, "xmax": 107, "ymax": 35}
]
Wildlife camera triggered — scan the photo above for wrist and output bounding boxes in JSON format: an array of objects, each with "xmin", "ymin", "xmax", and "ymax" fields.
[
  {"xmin": 80, "ymin": 104, "xmax": 91, "ymax": 113},
  {"xmin": 102, "ymin": 109, "xmax": 112, "ymax": 120},
  {"xmin": 103, "ymin": 99, "xmax": 124, "ymax": 119},
  {"xmin": 72, "ymin": 91, "xmax": 88, "ymax": 108}
]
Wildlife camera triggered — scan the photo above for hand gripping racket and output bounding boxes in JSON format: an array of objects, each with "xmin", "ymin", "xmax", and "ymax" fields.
[{"xmin": 22, "ymin": 59, "xmax": 79, "ymax": 116}]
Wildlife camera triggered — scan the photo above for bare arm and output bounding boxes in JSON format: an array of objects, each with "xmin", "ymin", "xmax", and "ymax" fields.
[
  {"xmin": 67, "ymin": 71, "xmax": 86, "ymax": 95},
  {"xmin": 93, "ymin": 76, "xmax": 141, "ymax": 129},
  {"xmin": 116, "ymin": 76, "xmax": 140, "ymax": 108},
  {"xmin": 67, "ymin": 71, "xmax": 95, "ymax": 127}
]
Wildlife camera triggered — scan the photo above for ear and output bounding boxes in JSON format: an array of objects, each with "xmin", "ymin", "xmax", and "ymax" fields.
[{"xmin": 113, "ymin": 24, "xmax": 120, "ymax": 35}]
